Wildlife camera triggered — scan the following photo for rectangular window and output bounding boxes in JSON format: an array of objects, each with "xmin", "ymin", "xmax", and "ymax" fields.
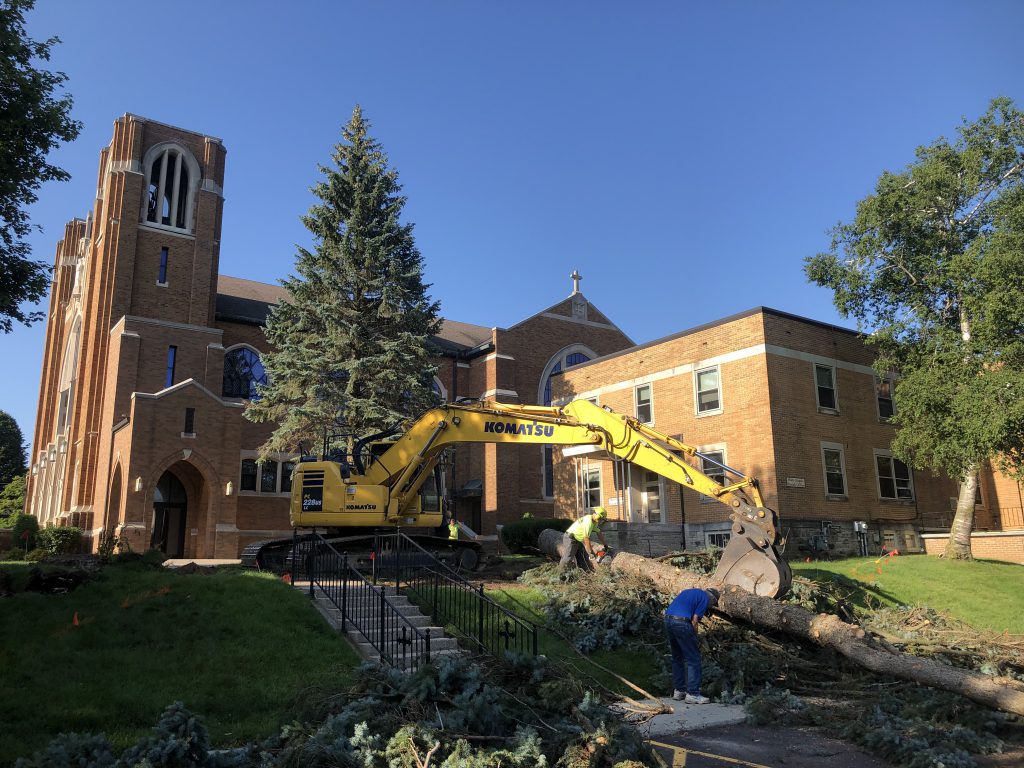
[
  {"xmin": 815, "ymin": 364, "xmax": 837, "ymax": 411},
  {"xmin": 883, "ymin": 531, "xmax": 897, "ymax": 549},
  {"xmin": 585, "ymin": 466, "xmax": 601, "ymax": 510},
  {"xmin": 165, "ymin": 346, "xmax": 177, "ymax": 388},
  {"xmin": 695, "ymin": 366, "xmax": 721, "ymax": 414},
  {"xmin": 876, "ymin": 452, "xmax": 913, "ymax": 500},
  {"xmin": 281, "ymin": 461, "xmax": 295, "ymax": 493},
  {"xmin": 635, "ymin": 384, "xmax": 652, "ymax": 423},
  {"xmin": 700, "ymin": 450, "xmax": 725, "ymax": 503},
  {"xmin": 183, "ymin": 407, "xmax": 195, "ymax": 435},
  {"xmin": 260, "ymin": 460, "xmax": 279, "ymax": 493},
  {"xmin": 876, "ymin": 378, "xmax": 894, "ymax": 420},
  {"xmin": 240, "ymin": 459, "xmax": 258, "ymax": 492},
  {"xmin": 543, "ymin": 445, "xmax": 554, "ymax": 497},
  {"xmin": 642, "ymin": 470, "xmax": 662, "ymax": 523},
  {"xmin": 821, "ymin": 443, "xmax": 847, "ymax": 496},
  {"xmin": 706, "ymin": 532, "xmax": 731, "ymax": 548},
  {"xmin": 158, "ymin": 247, "xmax": 168, "ymax": 284}
]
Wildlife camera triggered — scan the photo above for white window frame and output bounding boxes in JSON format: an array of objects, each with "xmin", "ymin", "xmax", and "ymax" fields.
[
  {"xmin": 431, "ymin": 375, "xmax": 448, "ymax": 404},
  {"xmin": 875, "ymin": 376, "xmax": 895, "ymax": 421},
  {"xmin": 635, "ymin": 383, "xmax": 653, "ymax": 424},
  {"xmin": 584, "ymin": 465, "xmax": 602, "ymax": 511},
  {"xmin": 820, "ymin": 441, "xmax": 848, "ymax": 498},
  {"xmin": 694, "ymin": 365, "xmax": 723, "ymax": 416},
  {"xmin": 698, "ymin": 443, "xmax": 727, "ymax": 504},
  {"xmin": 706, "ymin": 531, "xmax": 731, "ymax": 549},
  {"xmin": 238, "ymin": 450, "xmax": 298, "ymax": 497},
  {"xmin": 814, "ymin": 364, "xmax": 839, "ymax": 413},
  {"xmin": 639, "ymin": 468, "xmax": 665, "ymax": 524},
  {"xmin": 874, "ymin": 449, "xmax": 914, "ymax": 501}
]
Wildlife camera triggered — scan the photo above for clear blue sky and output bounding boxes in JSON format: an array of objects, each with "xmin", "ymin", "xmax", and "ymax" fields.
[{"xmin": 4, "ymin": 0, "xmax": 1022, "ymax": 451}]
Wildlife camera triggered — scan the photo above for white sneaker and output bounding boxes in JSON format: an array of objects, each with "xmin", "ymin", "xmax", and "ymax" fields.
[
  {"xmin": 672, "ymin": 690, "xmax": 685, "ymax": 701},
  {"xmin": 684, "ymin": 694, "xmax": 710, "ymax": 704}
]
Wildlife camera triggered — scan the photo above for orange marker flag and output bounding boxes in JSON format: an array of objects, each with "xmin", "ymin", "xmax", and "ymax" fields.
[{"xmin": 73, "ymin": 612, "xmax": 80, "ymax": 627}]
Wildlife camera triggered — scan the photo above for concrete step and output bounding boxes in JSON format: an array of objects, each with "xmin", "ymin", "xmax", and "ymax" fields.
[
  {"xmin": 359, "ymin": 647, "xmax": 465, "ymax": 667},
  {"xmin": 351, "ymin": 635, "xmax": 460, "ymax": 654},
  {"xmin": 351, "ymin": 626, "xmax": 448, "ymax": 643}
]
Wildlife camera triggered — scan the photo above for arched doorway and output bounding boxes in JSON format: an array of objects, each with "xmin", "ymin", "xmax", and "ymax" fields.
[{"xmin": 153, "ymin": 470, "xmax": 188, "ymax": 557}]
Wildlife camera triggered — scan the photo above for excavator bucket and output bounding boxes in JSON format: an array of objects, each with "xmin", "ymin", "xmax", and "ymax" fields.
[{"xmin": 713, "ymin": 532, "xmax": 792, "ymax": 598}]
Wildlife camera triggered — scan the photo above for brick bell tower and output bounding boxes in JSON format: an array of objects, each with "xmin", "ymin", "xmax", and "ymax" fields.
[{"xmin": 28, "ymin": 115, "xmax": 229, "ymax": 555}]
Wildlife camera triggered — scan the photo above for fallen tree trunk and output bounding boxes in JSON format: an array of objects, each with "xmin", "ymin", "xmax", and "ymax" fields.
[{"xmin": 609, "ymin": 551, "xmax": 1024, "ymax": 717}]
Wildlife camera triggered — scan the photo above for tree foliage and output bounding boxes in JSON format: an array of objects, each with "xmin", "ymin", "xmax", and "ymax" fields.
[
  {"xmin": 246, "ymin": 106, "xmax": 442, "ymax": 456},
  {"xmin": 0, "ymin": 409, "xmax": 27, "ymax": 486},
  {"xmin": 0, "ymin": 0, "xmax": 82, "ymax": 332},
  {"xmin": 0, "ymin": 474, "xmax": 27, "ymax": 526},
  {"xmin": 805, "ymin": 97, "xmax": 1024, "ymax": 557}
]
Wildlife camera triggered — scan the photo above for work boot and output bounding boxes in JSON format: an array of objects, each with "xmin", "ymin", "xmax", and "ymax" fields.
[
  {"xmin": 672, "ymin": 690, "xmax": 685, "ymax": 701},
  {"xmin": 684, "ymin": 694, "xmax": 710, "ymax": 704}
]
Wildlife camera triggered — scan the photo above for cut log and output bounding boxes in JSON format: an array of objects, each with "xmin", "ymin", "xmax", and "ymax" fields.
[{"xmin": 610, "ymin": 552, "xmax": 1024, "ymax": 717}]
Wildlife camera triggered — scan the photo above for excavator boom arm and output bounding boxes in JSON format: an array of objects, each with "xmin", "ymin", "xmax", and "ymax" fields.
[{"xmin": 296, "ymin": 399, "xmax": 792, "ymax": 597}]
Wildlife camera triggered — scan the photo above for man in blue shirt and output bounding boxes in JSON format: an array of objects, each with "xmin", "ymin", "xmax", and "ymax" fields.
[{"xmin": 664, "ymin": 587, "xmax": 720, "ymax": 703}]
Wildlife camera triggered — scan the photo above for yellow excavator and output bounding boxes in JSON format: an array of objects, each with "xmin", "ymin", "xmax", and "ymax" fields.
[{"xmin": 272, "ymin": 398, "xmax": 791, "ymax": 598}]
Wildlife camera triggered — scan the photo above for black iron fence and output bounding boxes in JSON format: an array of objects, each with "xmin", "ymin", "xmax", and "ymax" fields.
[
  {"xmin": 293, "ymin": 532, "xmax": 432, "ymax": 669},
  {"xmin": 370, "ymin": 532, "xmax": 538, "ymax": 657}
]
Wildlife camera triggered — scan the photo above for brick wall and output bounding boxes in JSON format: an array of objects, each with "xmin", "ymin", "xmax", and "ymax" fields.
[{"xmin": 922, "ymin": 532, "xmax": 1024, "ymax": 564}]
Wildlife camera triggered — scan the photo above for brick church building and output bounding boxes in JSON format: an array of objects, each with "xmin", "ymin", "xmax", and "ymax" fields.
[
  {"xmin": 27, "ymin": 114, "xmax": 1024, "ymax": 563},
  {"xmin": 26, "ymin": 115, "xmax": 633, "ymax": 558}
]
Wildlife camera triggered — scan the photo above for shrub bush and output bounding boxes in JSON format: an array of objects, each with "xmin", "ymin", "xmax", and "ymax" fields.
[
  {"xmin": 3, "ymin": 548, "xmax": 25, "ymax": 561},
  {"xmin": 37, "ymin": 527, "xmax": 83, "ymax": 556},
  {"xmin": 11, "ymin": 515, "xmax": 39, "ymax": 551},
  {"xmin": 500, "ymin": 517, "xmax": 570, "ymax": 553},
  {"xmin": 24, "ymin": 548, "xmax": 48, "ymax": 562}
]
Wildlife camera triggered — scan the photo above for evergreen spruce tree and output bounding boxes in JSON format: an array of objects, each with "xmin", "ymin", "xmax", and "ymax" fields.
[{"xmin": 246, "ymin": 106, "xmax": 442, "ymax": 456}]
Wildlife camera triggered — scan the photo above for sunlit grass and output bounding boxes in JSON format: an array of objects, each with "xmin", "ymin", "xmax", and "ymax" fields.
[
  {"xmin": 792, "ymin": 554, "xmax": 1024, "ymax": 634},
  {"xmin": 0, "ymin": 560, "xmax": 361, "ymax": 762}
]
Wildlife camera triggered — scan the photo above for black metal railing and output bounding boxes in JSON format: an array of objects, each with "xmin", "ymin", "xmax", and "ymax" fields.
[
  {"xmin": 294, "ymin": 532, "xmax": 432, "ymax": 669},
  {"xmin": 371, "ymin": 532, "xmax": 538, "ymax": 657}
]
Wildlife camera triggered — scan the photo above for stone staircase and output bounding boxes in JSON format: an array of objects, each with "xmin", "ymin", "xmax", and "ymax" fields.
[{"xmin": 300, "ymin": 580, "xmax": 462, "ymax": 667}]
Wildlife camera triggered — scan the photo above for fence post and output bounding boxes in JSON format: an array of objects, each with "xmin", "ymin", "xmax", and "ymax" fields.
[
  {"xmin": 308, "ymin": 530, "xmax": 316, "ymax": 600},
  {"xmin": 341, "ymin": 552, "xmax": 348, "ymax": 632},
  {"xmin": 424, "ymin": 627, "xmax": 431, "ymax": 665},
  {"xmin": 379, "ymin": 585, "xmax": 386, "ymax": 664},
  {"xmin": 372, "ymin": 531, "xmax": 378, "ymax": 586},
  {"xmin": 477, "ymin": 583, "xmax": 485, "ymax": 651},
  {"xmin": 532, "ymin": 624, "xmax": 538, "ymax": 657},
  {"xmin": 395, "ymin": 534, "xmax": 402, "ymax": 594}
]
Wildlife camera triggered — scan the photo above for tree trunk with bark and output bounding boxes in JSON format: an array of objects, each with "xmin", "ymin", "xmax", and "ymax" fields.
[
  {"xmin": 945, "ymin": 468, "xmax": 978, "ymax": 560},
  {"xmin": 610, "ymin": 552, "xmax": 1024, "ymax": 716}
]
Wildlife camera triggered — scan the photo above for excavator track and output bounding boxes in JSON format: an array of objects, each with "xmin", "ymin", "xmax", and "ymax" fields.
[{"xmin": 240, "ymin": 532, "xmax": 482, "ymax": 575}]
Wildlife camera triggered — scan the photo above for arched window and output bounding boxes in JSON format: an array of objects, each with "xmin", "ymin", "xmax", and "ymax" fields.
[
  {"xmin": 143, "ymin": 144, "xmax": 199, "ymax": 231},
  {"xmin": 56, "ymin": 318, "xmax": 82, "ymax": 435},
  {"xmin": 539, "ymin": 345, "xmax": 595, "ymax": 497},
  {"xmin": 431, "ymin": 376, "xmax": 448, "ymax": 405},
  {"xmin": 223, "ymin": 347, "xmax": 268, "ymax": 399}
]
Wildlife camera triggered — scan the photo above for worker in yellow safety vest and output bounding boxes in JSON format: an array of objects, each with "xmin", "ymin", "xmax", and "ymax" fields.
[
  {"xmin": 448, "ymin": 517, "xmax": 459, "ymax": 540},
  {"xmin": 560, "ymin": 507, "xmax": 607, "ymax": 571}
]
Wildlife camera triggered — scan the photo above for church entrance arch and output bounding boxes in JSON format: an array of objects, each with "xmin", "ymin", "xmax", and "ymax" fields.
[{"xmin": 153, "ymin": 470, "xmax": 188, "ymax": 557}]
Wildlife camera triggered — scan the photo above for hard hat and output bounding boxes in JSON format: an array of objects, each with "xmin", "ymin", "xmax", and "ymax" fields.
[{"xmin": 592, "ymin": 506, "xmax": 607, "ymax": 519}]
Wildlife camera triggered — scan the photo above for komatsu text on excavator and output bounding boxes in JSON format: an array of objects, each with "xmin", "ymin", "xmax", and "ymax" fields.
[{"xmin": 248, "ymin": 399, "xmax": 792, "ymax": 598}]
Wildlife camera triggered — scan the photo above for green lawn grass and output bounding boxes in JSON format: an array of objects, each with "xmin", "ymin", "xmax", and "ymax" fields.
[
  {"xmin": 0, "ymin": 560, "xmax": 361, "ymax": 762},
  {"xmin": 791, "ymin": 554, "xmax": 1024, "ymax": 634}
]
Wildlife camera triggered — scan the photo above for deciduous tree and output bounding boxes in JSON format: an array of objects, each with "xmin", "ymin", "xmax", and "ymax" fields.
[
  {"xmin": 246, "ymin": 106, "xmax": 442, "ymax": 457},
  {"xmin": 0, "ymin": 410, "xmax": 26, "ymax": 487},
  {"xmin": 805, "ymin": 97, "xmax": 1024, "ymax": 559},
  {"xmin": 0, "ymin": 0, "xmax": 82, "ymax": 332}
]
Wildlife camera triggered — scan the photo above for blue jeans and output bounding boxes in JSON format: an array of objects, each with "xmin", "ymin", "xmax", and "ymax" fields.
[{"xmin": 665, "ymin": 617, "xmax": 702, "ymax": 695}]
